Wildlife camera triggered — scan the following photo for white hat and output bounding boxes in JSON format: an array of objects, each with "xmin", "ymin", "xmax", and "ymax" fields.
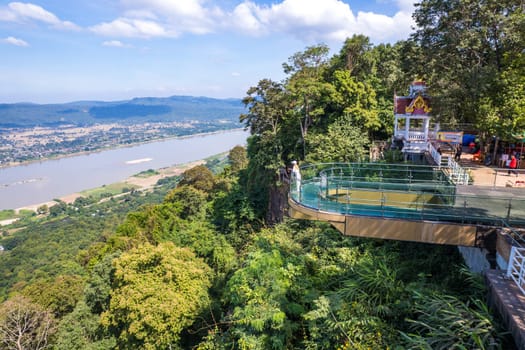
[{"xmin": 291, "ymin": 160, "xmax": 297, "ymax": 164}]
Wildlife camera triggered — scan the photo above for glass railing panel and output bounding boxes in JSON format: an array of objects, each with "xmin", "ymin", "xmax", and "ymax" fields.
[{"xmin": 292, "ymin": 163, "xmax": 525, "ymax": 228}]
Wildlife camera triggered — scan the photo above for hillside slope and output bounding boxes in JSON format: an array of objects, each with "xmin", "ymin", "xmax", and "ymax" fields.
[{"xmin": 0, "ymin": 96, "xmax": 244, "ymax": 127}]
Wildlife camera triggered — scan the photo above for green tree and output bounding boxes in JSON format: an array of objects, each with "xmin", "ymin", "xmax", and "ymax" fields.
[
  {"xmin": 84, "ymin": 253, "xmax": 120, "ymax": 314},
  {"xmin": 372, "ymin": 42, "xmax": 408, "ymax": 138},
  {"xmin": 37, "ymin": 205, "xmax": 49, "ymax": 215},
  {"xmin": 212, "ymin": 181, "xmax": 257, "ymax": 248},
  {"xmin": 223, "ymin": 229, "xmax": 301, "ymax": 349},
  {"xmin": 329, "ymin": 35, "xmax": 376, "ymax": 82},
  {"xmin": 109, "ymin": 205, "xmax": 169, "ymax": 247},
  {"xmin": 283, "ymin": 44, "xmax": 333, "ymax": 158},
  {"xmin": 20, "ymin": 275, "xmax": 84, "ymax": 318},
  {"xmin": 53, "ymin": 300, "xmax": 116, "ymax": 350},
  {"xmin": 243, "ymin": 133, "xmax": 284, "ymax": 222},
  {"xmin": 329, "ymin": 70, "xmax": 380, "ymax": 132},
  {"xmin": 178, "ymin": 165, "xmax": 215, "ymax": 193},
  {"xmin": 164, "ymin": 219, "xmax": 237, "ymax": 274},
  {"xmin": 412, "ymin": 0, "xmax": 524, "ymax": 130},
  {"xmin": 164, "ymin": 185, "xmax": 208, "ymax": 220},
  {"xmin": 228, "ymin": 145, "xmax": 248, "ymax": 173},
  {"xmin": 239, "ymin": 79, "xmax": 292, "ymax": 222},
  {"xmin": 101, "ymin": 242, "xmax": 212, "ymax": 350},
  {"xmin": 498, "ymin": 50, "xmax": 525, "ymax": 136},
  {"xmin": 303, "ymin": 252, "xmax": 405, "ymax": 349},
  {"xmin": 48, "ymin": 200, "xmax": 68, "ymax": 217},
  {"xmin": 240, "ymin": 79, "xmax": 290, "ymax": 136},
  {"xmin": 306, "ymin": 115, "xmax": 369, "ymax": 163}
]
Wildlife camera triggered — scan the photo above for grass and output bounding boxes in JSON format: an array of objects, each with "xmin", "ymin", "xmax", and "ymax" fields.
[
  {"xmin": 0, "ymin": 210, "xmax": 16, "ymax": 221},
  {"xmin": 80, "ymin": 182, "xmax": 139, "ymax": 200},
  {"xmin": 205, "ymin": 152, "xmax": 229, "ymax": 174},
  {"xmin": 18, "ymin": 210, "xmax": 35, "ymax": 218},
  {"xmin": 0, "ymin": 209, "xmax": 34, "ymax": 221},
  {"xmin": 135, "ymin": 169, "xmax": 160, "ymax": 178}
]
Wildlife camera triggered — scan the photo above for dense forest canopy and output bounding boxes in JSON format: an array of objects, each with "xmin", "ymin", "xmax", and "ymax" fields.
[{"xmin": 0, "ymin": 0, "xmax": 523, "ymax": 348}]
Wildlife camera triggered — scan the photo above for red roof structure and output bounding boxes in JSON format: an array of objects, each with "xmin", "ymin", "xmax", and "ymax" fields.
[{"xmin": 394, "ymin": 81, "xmax": 431, "ymax": 116}]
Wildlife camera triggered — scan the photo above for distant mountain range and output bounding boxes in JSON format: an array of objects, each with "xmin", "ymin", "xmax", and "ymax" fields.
[{"xmin": 0, "ymin": 96, "xmax": 245, "ymax": 128}]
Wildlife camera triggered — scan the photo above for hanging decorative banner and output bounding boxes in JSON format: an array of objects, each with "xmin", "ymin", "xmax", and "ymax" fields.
[{"xmin": 437, "ymin": 131, "xmax": 463, "ymax": 143}]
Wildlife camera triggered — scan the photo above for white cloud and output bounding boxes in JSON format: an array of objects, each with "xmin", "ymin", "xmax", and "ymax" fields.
[
  {"xmin": 2, "ymin": 36, "xmax": 28, "ymax": 46},
  {"xmin": 0, "ymin": 1, "xmax": 415, "ymax": 44},
  {"xmin": 88, "ymin": 0, "xmax": 414, "ymax": 43},
  {"xmin": 102, "ymin": 40, "xmax": 133, "ymax": 48},
  {"xmin": 0, "ymin": 2, "xmax": 80, "ymax": 30},
  {"xmin": 396, "ymin": 0, "xmax": 416, "ymax": 13},
  {"xmin": 229, "ymin": 2, "xmax": 266, "ymax": 35},
  {"xmin": 123, "ymin": 0, "xmax": 215, "ymax": 19},
  {"xmin": 91, "ymin": 18, "xmax": 169, "ymax": 38},
  {"xmin": 351, "ymin": 10, "xmax": 413, "ymax": 43},
  {"xmin": 0, "ymin": 7, "xmax": 18, "ymax": 21},
  {"xmin": 228, "ymin": 0, "xmax": 414, "ymax": 43},
  {"xmin": 231, "ymin": 72, "xmax": 241, "ymax": 77},
  {"xmin": 90, "ymin": 0, "xmax": 221, "ymax": 37}
]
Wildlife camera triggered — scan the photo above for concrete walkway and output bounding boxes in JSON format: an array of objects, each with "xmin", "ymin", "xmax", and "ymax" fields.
[{"xmin": 457, "ymin": 152, "xmax": 525, "ymax": 191}]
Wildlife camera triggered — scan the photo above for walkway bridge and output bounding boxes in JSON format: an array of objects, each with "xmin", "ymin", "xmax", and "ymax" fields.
[{"xmin": 288, "ymin": 163, "xmax": 525, "ymax": 247}]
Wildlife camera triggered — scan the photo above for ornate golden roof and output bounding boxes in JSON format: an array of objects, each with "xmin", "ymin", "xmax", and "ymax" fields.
[{"xmin": 405, "ymin": 95, "xmax": 431, "ymax": 114}]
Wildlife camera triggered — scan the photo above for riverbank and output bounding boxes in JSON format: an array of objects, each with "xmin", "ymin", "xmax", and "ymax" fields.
[
  {"xmin": 10, "ymin": 159, "xmax": 207, "ymax": 216},
  {"xmin": 0, "ymin": 127, "xmax": 243, "ymax": 170},
  {"xmin": 0, "ymin": 129, "xmax": 248, "ymax": 210}
]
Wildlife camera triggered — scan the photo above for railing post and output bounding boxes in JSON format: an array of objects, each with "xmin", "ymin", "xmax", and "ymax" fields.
[
  {"xmin": 321, "ymin": 174, "xmax": 327, "ymax": 198},
  {"xmin": 345, "ymin": 191, "xmax": 349, "ymax": 214},
  {"xmin": 507, "ymin": 246, "xmax": 519, "ymax": 279},
  {"xmin": 507, "ymin": 247, "xmax": 525, "ymax": 297},
  {"xmin": 381, "ymin": 192, "xmax": 386, "ymax": 217},
  {"xmin": 462, "ymin": 199, "xmax": 467, "ymax": 224},
  {"xmin": 507, "ymin": 199, "xmax": 512, "ymax": 222}
]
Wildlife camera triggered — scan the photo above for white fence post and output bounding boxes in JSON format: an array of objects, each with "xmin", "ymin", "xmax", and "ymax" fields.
[
  {"xmin": 507, "ymin": 246, "xmax": 518, "ymax": 278},
  {"xmin": 507, "ymin": 246, "xmax": 525, "ymax": 296}
]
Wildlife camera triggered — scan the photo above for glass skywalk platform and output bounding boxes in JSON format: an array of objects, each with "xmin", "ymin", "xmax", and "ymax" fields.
[{"xmin": 290, "ymin": 163, "xmax": 525, "ymax": 229}]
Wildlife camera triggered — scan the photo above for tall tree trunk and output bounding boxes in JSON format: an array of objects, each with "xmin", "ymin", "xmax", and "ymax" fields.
[{"xmin": 266, "ymin": 169, "xmax": 290, "ymax": 225}]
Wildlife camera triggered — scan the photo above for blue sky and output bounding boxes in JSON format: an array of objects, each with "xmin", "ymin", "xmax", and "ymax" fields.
[{"xmin": 0, "ymin": 0, "xmax": 416, "ymax": 103}]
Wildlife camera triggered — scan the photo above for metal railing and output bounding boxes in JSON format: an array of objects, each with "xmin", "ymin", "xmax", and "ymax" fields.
[
  {"xmin": 446, "ymin": 157, "xmax": 470, "ymax": 185},
  {"xmin": 408, "ymin": 131, "xmax": 427, "ymax": 141},
  {"xmin": 488, "ymin": 167, "xmax": 525, "ymax": 188},
  {"xmin": 428, "ymin": 142, "xmax": 442, "ymax": 167},
  {"xmin": 393, "ymin": 130, "xmax": 433, "ymax": 141},
  {"xmin": 427, "ymin": 142, "xmax": 469, "ymax": 185},
  {"xmin": 291, "ymin": 163, "xmax": 525, "ymax": 228},
  {"xmin": 496, "ymin": 221, "xmax": 525, "ymax": 297},
  {"xmin": 507, "ymin": 247, "xmax": 525, "ymax": 296},
  {"xmin": 499, "ymin": 222, "xmax": 525, "ymax": 249},
  {"xmin": 292, "ymin": 179, "xmax": 525, "ymax": 228}
]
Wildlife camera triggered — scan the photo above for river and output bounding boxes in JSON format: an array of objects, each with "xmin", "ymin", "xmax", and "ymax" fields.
[{"xmin": 0, "ymin": 130, "xmax": 249, "ymax": 210}]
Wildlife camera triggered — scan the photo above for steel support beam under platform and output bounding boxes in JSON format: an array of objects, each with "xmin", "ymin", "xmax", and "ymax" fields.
[{"xmin": 289, "ymin": 198, "xmax": 478, "ymax": 246}]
